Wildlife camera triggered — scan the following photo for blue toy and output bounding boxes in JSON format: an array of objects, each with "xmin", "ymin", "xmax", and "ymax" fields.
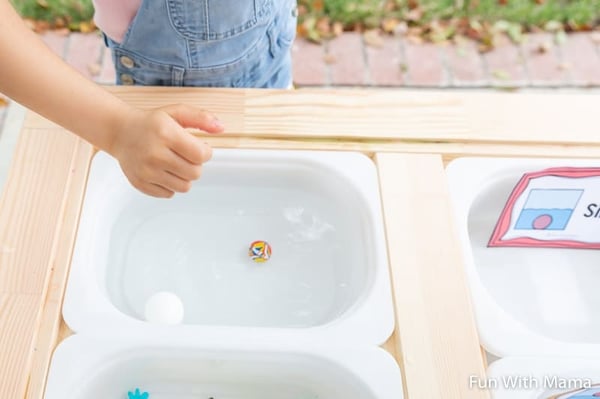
[{"xmin": 128, "ymin": 388, "xmax": 149, "ymax": 399}]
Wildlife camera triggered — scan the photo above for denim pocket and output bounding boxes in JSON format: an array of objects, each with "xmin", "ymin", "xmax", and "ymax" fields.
[
  {"xmin": 167, "ymin": 0, "xmax": 273, "ymax": 41},
  {"xmin": 267, "ymin": 1, "xmax": 297, "ymax": 59}
]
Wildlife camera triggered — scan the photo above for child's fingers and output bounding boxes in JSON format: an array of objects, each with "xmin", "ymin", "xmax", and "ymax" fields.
[
  {"xmin": 166, "ymin": 150, "xmax": 204, "ymax": 181},
  {"xmin": 161, "ymin": 104, "xmax": 224, "ymax": 134},
  {"xmin": 153, "ymin": 171, "xmax": 193, "ymax": 194},
  {"xmin": 138, "ymin": 182, "xmax": 174, "ymax": 198},
  {"xmin": 170, "ymin": 130, "xmax": 213, "ymax": 165}
]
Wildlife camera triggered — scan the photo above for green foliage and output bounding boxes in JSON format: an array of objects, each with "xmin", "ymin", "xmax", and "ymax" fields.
[
  {"xmin": 300, "ymin": 0, "xmax": 600, "ymax": 30},
  {"xmin": 11, "ymin": 0, "xmax": 94, "ymax": 24},
  {"xmin": 11, "ymin": 0, "xmax": 600, "ymax": 32}
]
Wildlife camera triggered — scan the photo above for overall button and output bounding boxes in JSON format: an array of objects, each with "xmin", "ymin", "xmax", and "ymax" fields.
[
  {"xmin": 291, "ymin": 6, "xmax": 298, "ymax": 17},
  {"xmin": 120, "ymin": 74, "xmax": 134, "ymax": 85},
  {"xmin": 120, "ymin": 56, "xmax": 135, "ymax": 69}
]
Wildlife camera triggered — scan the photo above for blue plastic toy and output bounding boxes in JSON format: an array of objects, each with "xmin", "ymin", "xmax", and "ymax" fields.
[{"xmin": 127, "ymin": 388, "xmax": 149, "ymax": 399}]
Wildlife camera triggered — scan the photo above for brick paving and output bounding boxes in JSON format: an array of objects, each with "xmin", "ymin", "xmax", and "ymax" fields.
[
  {"xmin": 1, "ymin": 30, "xmax": 600, "ymax": 132},
  {"xmin": 36, "ymin": 30, "xmax": 600, "ymax": 89}
]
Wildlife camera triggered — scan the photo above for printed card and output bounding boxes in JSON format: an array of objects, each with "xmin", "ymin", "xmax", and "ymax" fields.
[{"xmin": 489, "ymin": 167, "xmax": 600, "ymax": 249}]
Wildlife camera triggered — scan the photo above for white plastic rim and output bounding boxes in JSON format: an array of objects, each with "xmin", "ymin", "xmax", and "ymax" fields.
[
  {"xmin": 44, "ymin": 335, "xmax": 404, "ymax": 399},
  {"xmin": 63, "ymin": 149, "xmax": 394, "ymax": 346},
  {"xmin": 446, "ymin": 157, "xmax": 600, "ymax": 358}
]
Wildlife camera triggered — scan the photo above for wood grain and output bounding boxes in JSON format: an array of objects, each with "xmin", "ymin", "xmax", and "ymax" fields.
[
  {"xmin": 376, "ymin": 153, "xmax": 488, "ymax": 399},
  {"xmin": 0, "ymin": 294, "xmax": 40, "ymax": 399},
  {"xmin": 0, "ymin": 128, "xmax": 81, "ymax": 398},
  {"xmin": 22, "ymin": 87, "xmax": 600, "ymax": 145},
  {"xmin": 0, "ymin": 129, "xmax": 79, "ymax": 294},
  {"xmin": 25, "ymin": 138, "xmax": 93, "ymax": 399},
  {"xmin": 192, "ymin": 135, "xmax": 600, "ymax": 161}
]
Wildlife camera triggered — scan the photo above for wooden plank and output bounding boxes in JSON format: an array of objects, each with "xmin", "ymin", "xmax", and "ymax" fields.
[
  {"xmin": 25, "ymin": 139, "xmax": 93, "ymax": 399},
  {"xmin": 196, "ymin": 135, "xmax": 600, "ymax": 161},
  {"xmin": 22, "ymin": 87, "xmax": 600, "ymax": 146},
  {"xmin": 376, "ymin": 153, "xmax": 488, "ymax": 399},
  {"xmin": 0, "ymin": 127, "xmax": 81, "ymax": 398},
  {"xmin": 23, "ymin": 87, "xmax": 465, "ymax": 138},
  {"xmin": 22, "ymin": 86, "xmax": 246, "ymax": 132},
  {"xmin": 0, "ymin": 294, "xmax": 40, "ymax": 399},
  {"xmin": 0, "ymin": 129, "xmax": 79, "ymax": 294},
  {"xmin": 463, "ymin": 92, "xmax": 600, "ymax": 144},
  {"xmin": 242, "ymin": 89, "xmax": 466, "ymax": 139}
]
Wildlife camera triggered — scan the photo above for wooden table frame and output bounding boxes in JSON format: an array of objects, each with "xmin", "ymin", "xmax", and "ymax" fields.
[{"xmin": 1, "ymin": 87, "xmax": 598, "ymax": 399}]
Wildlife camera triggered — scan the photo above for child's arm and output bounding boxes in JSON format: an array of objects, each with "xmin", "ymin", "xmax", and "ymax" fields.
[{"xmin": 0, "ymin": 0, "xmax": 224, "ymax": 197}]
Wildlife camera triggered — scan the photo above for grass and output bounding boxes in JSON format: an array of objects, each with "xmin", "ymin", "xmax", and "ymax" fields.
[
  {"xmin": 300, "ymin": 0, "xmax": 600, "ymax": 29},
  {"xmin": 10, "ymin": 0, "xmax": 600, "ymax": 33},
  {"xmin": 11, "ymin": 0, "xmax": 94, "ymax": 28}
]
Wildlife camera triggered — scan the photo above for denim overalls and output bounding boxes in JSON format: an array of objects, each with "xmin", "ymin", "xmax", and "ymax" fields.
[{"xmin": 104, "ymin": 0, "xmax": 297, "ymax": 88}]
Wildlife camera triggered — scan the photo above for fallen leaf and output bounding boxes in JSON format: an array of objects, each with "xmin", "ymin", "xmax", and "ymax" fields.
[
  {"xmin": 429, "ymin": 21, "xmax": 455, "ymax": 43},
  {"xmin": 302, "ymin": 17, "xmax": 322, "ymax": 43},
  {"xmin": 405, "ymin": 8, "xmax": 423, "ymax": 22},
  {"xmin": 399, "ymin": 63, "xmax": 408, "ymax": 73},
  {"xmin": 296, "ymin": 22, "xmax": 308, "ymax": 38},
  {"xmin": 316, "ymin": 16, "xmax": 331, "ymax": 37},
  {"xmin": 323, "ymin": 54, "xmax": 337, "ymax": 64},
  {"xmin": 384, "ymin": 0, "xmax": 396, "ymax": 12},
  {"xmin": 0, "ymin": 97, "xmax": 9, "ymax": 107},
  {"xmin": 492, "ymin": 69, "xmax": 510, "ymax": 80},
  {"xmin": 407, "ymin": 35, "xmax": 424, "ymax": 45},
  {"xmin": 78, "ymin": 21, "xmax": 96, "ymax": 33},
  {"xmin": 363, "ymin": 30, "xmax": 384, "ymax": 48},
  {"xmin": 555, "ymin": 30, "xmax": 567, "ymax": 45},
  {"xmin": 53, "ymin": 16, "xmax": 66, "ymax": 29},
  {"xmin": 54, "ymin": 27, "xmax": 70, "ymax": 36},
  {"xmin": 381, "ymin": 17, "xmax": 400, "ymax": 34},
  {"xmin": 557, "ymin": 62, "xmax": 571, "ymax": 71},
  {"xmin": 544, "ymin": 20, "xmax": 562, "ymax": 32},
  {"xmin": 469, "ymin": 19, "xmax": 484, "ymax": 33},
  {"xmin": 363, "ymin": 16, "xmax": 380, "ymax": 30},
  {"xmin": 507, "ymin": 23, "xmax": 523, "ymax": 43},
  {"xmin": 493, "ymin": 20, "xmax": 511, "ymax": 33},
  {"xmin": 394, "ymin": 21, "xmax": 408, "ymax": 36},
  {"xmin": 332, "ymin": 21, "xmax": 344, "ymax": 37},
  {"xmin": 297, "ymin": 4, "xmax": 308, "ymax": 17},
  {"xmin": 307, "ymin": 30, "xmax": 322, "ymax": 43},
  {"xmin": 407, "ymin": 26, "xmax": 424, "ymax": 37},
  {"xmin": 535, "ymin": 41, "xmax": 552, "ymax": 54},
  {"xmin": 34, "ymin": 20, "xmax": 51, "ymax": 33},
  {"xmin": 478, "ymin": 43, "xmax": 492, "ymax": 53},
  {"xmin": 311, "ymin": 0, "xmax": 324, "ymax": 12}
]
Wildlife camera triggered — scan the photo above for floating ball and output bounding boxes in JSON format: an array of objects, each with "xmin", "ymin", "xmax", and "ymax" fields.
[
  {"xmin": 248, "ymin": 240, "xmax": 272, "ymax": 263},
  {"xmin": 144, "ymin": 291, "xmax": 184, "ymax": 325}
]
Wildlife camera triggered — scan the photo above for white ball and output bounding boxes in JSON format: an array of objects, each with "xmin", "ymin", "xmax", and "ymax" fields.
[{"xmin": 144, "ymin": 291, "xmax": 184, "ymax": 325}]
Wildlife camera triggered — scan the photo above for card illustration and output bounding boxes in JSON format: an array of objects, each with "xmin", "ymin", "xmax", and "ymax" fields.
[{"xmin": 489, "ymin": 167, "xmax": 600, "ymax": 249}]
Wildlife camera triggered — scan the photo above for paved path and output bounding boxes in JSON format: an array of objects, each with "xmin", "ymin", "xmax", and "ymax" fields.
[{"xmin": 21, "ymin": 30, "xmax": 600, "ymax": 87}]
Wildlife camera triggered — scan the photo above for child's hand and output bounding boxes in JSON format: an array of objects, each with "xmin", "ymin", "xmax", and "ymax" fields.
[{"xmin": 109, "ymin": 104, "xmax": 224, "ymax": 198}]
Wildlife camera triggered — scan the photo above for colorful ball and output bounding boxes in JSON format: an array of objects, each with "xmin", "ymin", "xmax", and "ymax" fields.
[
  {"xmin": 249, "ymin": 240, "xmax": 272, "ymax": 263},
  {"xmin": 144, "ymin": 291, "xmax": 184, "ymax": 325}
]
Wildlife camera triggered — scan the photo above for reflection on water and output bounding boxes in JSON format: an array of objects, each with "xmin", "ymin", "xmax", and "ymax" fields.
[{"xmin": 284, "ymin": 207, "xmax": 335, "ymax": 242}]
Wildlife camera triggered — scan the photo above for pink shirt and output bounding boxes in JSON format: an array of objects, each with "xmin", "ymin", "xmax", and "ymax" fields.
[{"xmin": 92, "ymin": 0, "xmax": 142, "ymax": 43}]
